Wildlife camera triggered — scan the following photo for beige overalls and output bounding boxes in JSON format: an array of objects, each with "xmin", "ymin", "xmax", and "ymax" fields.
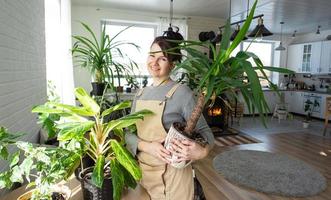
[{"xmin": 134, "ymin": 84, "xmax": 194, "ymax": 200}]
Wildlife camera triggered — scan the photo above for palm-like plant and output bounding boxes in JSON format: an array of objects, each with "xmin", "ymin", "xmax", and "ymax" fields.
[
  {"xmin": 72, "ymin": 22, "xmax": 139, "ymax": 91},
  {"xmin": 32, "ymin": 88, "xmax": 152, "ymax": 200},
  {"xmin": 174, "ymin": 0, "xmax": 293, "ymax": 135}
]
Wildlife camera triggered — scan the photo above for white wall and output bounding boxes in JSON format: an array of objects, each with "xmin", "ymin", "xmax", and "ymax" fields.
[
  {"xmin": 0, "ymin": 0, "xmax": 46, "ymax": 193},
  {"xmin": 71, "ymin": 5, "xmax": 227, "ymax": 92}
]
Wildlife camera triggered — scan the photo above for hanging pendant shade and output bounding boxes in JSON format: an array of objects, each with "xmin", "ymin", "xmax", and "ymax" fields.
[
  {"xmin": 248, "ymin": 17, "xmax": 273, "ymax": 37},
  {"xmin": 231, "ymin": 25, "xmax": 248, "ymax": 41},
  {"xmin": 275, "ymin": 21, "xmax": 286, "ymax": 51}
]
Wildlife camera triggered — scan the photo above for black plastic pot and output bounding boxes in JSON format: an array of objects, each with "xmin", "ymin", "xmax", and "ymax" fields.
[
  {"xmin": 91, "ymin": 82, "xmax": 106, "ymax": 96},
  {"xmin": 75, "ymin": 156, "xmax": 95, "ymax": 181},
  {"xmin": 79, "ymin": 167, "xmax": 113, "ymax": 200}
]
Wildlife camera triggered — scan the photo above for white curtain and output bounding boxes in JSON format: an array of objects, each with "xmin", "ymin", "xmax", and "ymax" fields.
[{"xmin": 45, "ymin": 0, "xmax": 75, "ymax": 105}]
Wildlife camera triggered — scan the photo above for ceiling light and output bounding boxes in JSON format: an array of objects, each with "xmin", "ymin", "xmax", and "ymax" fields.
[
  {"xmin": 275, "ymin": 22, "xmax": 286, "ymax": 51},
  {"xmin": 248, "ymin": 17, "xmax": 273, "ymax": 39},
  {"xmin": 292, "ymin": 30, "xmax": 297, "ymax": 38},
  {"xmin": 316, "ymin": 25, "xmax": 321, "ymax": 34},
  {"xmin": 231, "ymin": 24, "xmax": 248, "ymax": 41},
  {"xmin": 162, "ymin": 0, "xmax": 183, "ymax": 40}
]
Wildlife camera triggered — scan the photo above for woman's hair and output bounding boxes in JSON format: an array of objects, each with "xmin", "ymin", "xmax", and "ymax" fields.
[{"xmin": 151, "ymin": 28, "xmax": 184, "ymax": 63}]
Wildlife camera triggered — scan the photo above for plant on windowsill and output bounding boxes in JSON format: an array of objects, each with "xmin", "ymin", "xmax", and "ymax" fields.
[
  {"xmin": 31, "ymin": 87, "xmax": 153, "ymax": 200},
  {"xmin": 72, "ymin": 22, "xmax": 139, "ymax": 97},
  {"xmin": 163, "ymin": 0, "xmax": 294, "ymax": 168}
]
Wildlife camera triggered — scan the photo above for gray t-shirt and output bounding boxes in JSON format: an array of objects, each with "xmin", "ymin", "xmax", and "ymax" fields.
[{"xmin": 125, "ymin": 80, "xmax": 214, "ymax": 155}]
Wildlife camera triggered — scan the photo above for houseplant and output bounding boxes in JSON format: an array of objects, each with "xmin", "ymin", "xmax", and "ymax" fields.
[
  {"xmin": 31, "ymin": 87, "xmax": 152, "ymax": 200},
  {"xmin": 303, "ymin": 99, "xmax": 319, "ymax": 128},
  {"xmin": 0, "ymin": 127, "xmax": 74, "ymax": 200},
  {"xmin": 72, "ymin": 22, "xmax": 139, "ymax": 96},
  {"xmin": 164, "ymin": 0, "xmax": 293, "ymax": 167}
]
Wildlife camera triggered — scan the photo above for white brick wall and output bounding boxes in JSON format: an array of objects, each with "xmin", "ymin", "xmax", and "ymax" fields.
[{"xmin": 0, "ymin": 0, "xmax": 47, "ymax": 185}]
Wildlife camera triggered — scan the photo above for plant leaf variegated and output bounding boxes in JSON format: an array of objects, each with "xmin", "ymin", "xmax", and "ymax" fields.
[{"xmin": 32, "ymin": 87, "xmax": 153, "ymax": 200}]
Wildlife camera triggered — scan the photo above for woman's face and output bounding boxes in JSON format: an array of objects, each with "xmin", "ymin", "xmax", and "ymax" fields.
[{"xmin": 147, "ymin": 43, "xmax": 173, "ymax": 79}]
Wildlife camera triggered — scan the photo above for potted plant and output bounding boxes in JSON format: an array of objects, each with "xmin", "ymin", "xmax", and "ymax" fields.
[
  {"xmin": 303, "ymin": 99, "xmax": 319, "ymax": 128},
  {"xmin": 0, "ymin": 127, "xmax": 75, "ymax": 200},
  {"xmin": 31, "ymin": 87, "xmax": 152, "ymax": 200},
  {"xmin": 72, "ymin": 23, "xmax": 139, "ymax": 96},
  {"xmin": 125, "ymin": 76, "xmax": 139, "ymax": 93},
  {"xmin": 164, "ymin": 0, "xmax": 293, "ymax": 167}
]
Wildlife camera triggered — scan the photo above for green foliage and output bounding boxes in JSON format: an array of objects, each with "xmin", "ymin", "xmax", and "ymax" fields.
[
  {"xmin": 0, "ymin": 128, "xmax": 79, "ymax": 200},
  {"xmin": 174, "ymin": 0, "xmax": 294, "ymax": 126},
  {"xmin": 32, "ymin": 87, "xmax": 153, "ymax": 200},
  {"xmin": 72, "ymin": 22, "xmax": 140, "ymax": 87}
]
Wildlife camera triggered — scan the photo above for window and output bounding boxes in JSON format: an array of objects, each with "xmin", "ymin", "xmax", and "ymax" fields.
[
  {"xmin": 102, "ymin": 21, "xmax": 157, "ymax": 87},
  {"xmin": 243, "ymin": 41, "xmax": 274, "ymax": 87}
]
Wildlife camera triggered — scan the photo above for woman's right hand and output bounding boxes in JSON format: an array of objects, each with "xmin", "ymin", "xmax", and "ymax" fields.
[{"xmin": 138, "ymin": 138, "xmax": 171, "ymax": 163}]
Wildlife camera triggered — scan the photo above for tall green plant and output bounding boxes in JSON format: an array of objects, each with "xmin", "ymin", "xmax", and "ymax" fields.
[
  {"xmin": 72, "ymin": 22, "xmax": 139, "ymax": 86},
  {"xmin": 173, "ymin": 0, "xmax": 293, "ymax": 135},
  {"xmin": 32, "ymin": 88, "xmax": 152, "ymax": 200}
]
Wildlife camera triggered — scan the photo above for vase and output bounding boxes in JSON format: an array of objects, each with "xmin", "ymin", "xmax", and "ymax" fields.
[
  {"xmin": 164, "ymin": 123, "xmax": 192, "ymax": 169},
  {"xmin": 79, "ymin": 167, "xmax": 113, "ymax": 200}
]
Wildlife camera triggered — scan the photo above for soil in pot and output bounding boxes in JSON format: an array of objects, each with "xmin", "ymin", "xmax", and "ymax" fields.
[{"xmin": 79, "ymin": 167, "xmax": 113, "ymax": 200}]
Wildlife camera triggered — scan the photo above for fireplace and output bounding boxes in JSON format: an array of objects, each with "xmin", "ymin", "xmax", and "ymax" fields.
[{"xmin": 203, "ymin": 96, "xmax": 229, "ymax": 135}]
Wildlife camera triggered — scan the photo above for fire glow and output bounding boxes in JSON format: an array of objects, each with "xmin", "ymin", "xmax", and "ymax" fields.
[{"xmin": 208, "ymin": 107, "xmax": 222, "ymax": 116}]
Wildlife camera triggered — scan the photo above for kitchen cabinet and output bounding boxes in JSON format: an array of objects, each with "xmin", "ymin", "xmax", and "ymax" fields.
[
  {"xmin": 287, "ymin": 44, "xmax": 303, "ymax": 73},
  {"xmin": 287, "ymin": 42, "xmax": 322, "ymax": 74},
  {"xmin": 320, "ymin": 41, "xmax": 331, "ymax": 73},
  {"xmin": 285, "ymin": 91, "xmax": 304, "ymax": 114},
  {"xmin": 264, "ymin": 91, "xmax": 278, "ymax": 113}
]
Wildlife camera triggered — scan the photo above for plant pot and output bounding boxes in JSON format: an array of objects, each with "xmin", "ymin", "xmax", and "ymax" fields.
[
  {"xmin": 17, "ymin": 185, "xmax": 71, "ymax": 200},
  {"xmin": 91, "ymin": 82, "xmax": 106, "ymax": 96},
  {"xmin": 125, "ymin": 87, "xmax": 131, "ymax": 93},
  {"xmin": 79, "ymin": 167, "xmax": 113, "ymax": 200},
  {"xmin": 303, "ymin": 121, "xmax": 310, "ymax": 128},
  {"xmin": 116, "ymin": 86, "xmax": 123, "ymax": 93},
  {"xmin": 164, "ymin": 123, "xmax": 192, "ymax": 169},
  {"xmin": 75, "ymin": 156, "xmax": 95, "ymax": 181}
]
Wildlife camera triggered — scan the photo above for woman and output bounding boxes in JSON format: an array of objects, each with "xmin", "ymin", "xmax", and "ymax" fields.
[{"xmin": 126, "ymin": 34, "xmax": 214, "ymax": 200}]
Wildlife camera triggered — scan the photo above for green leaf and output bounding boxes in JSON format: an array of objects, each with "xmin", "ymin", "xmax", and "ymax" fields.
[
  {"xmin": 57, "ymin": 121, "xmax": 95, "ymax": 141},
  {"xmin": 120, "ymin": 163, "xmax": 137, "ymax": 189},
  {"xmin": 110, "ymin": 140, "xmax": 141, "ymax": 180},
  {"xmin": 258, "ymin": 66, "xmax": 294, "ymax": 74},
  {"xmin": 110, "ymin": 159, "xmax": 124, "ymax": 200},
  {"xmin": 74, "ymin": 87, "xmax": 100, "ymax": 115},
  {"xmin": 101, "ymin": 101, "xmax": 131, "ymax": 117},
  {"xmin": 48, "ymin": 103, "xmax": 95, "ymax": 116},
  {"xmin": 0, "ymin": 146, "xmax": 9, "ymax": 160},
  {"xmin": 10, "ymin": 166, "xmax": 23, "ymax": 183},
  {"xmin": 9, "ymin": 151, "xmax": 20, "ymax": 168},
  {"xmin": 20, "ymin": 157, "xmax": 33, "ymax": 181},
  {"xmin": 92, "ymin": 155, "xmax": 105, "ymax": 188}
]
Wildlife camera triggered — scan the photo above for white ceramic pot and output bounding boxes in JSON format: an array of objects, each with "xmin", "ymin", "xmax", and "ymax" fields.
[
  {"xmin": 164, "ymin": 123, "xmax": 192, "ymax": 169},
  {"xmin": 303, "ymin": 121, "xmax": 310, "ymax": 128}
]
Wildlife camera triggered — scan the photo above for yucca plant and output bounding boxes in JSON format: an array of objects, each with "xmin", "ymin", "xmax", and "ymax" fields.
[
  {"xmin": 32, "ymin": 87, "xmax": 153, "ymax": 200},
  {"xmin": 173, "ymin": 0, "xmax": 293, "ymax": 136},
  {"xmin": 72, "ymin": 22, "xmax": 139, "ymax": 95}
]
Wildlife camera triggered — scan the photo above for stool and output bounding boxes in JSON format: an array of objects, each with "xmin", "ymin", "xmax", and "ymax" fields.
[
  {"xmin": 323, "ymin": 97, "xmax": 331, "ymax": 136},
  {"xmin": 272, "ymin": 103, "xmax": 289, "ymax": 123}
]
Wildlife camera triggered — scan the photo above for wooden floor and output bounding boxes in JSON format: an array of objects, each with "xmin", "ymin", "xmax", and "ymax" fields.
[{"xmin": 194, "ymin": 132, "xmax": 331, "ymax": 200}]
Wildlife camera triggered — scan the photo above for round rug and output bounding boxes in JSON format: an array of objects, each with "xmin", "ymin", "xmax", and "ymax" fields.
[{"xmin": 213, "ymin": 150, "xmax": 327, "ymax": 197}]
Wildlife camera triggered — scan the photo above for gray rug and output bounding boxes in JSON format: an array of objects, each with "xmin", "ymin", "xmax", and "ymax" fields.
[{"xmin": 213, "ymin": 150, "xmax": 327, "ymax": 197}]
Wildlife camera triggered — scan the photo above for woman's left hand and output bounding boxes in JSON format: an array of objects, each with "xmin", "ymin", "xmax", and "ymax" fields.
[{"xmin": 169, "ymin": 138, "xmax": 209, "ymax": 162}]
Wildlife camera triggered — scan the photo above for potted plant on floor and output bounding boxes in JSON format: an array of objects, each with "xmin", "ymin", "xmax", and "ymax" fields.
[
  {"xmin": 32, "ymin": 87, "xmax": 152, "ymax": 200},
  {"xmin": 164, "ymin": 0, "xmax": 293, "ymax": 167},
  {"xmin": 303, "ymin": 99, "xmax": 319, "ymax": 128},
  {"xmin": 0, "ymin": 127, "xmax": 75, "ymax": 200},
  {"xmin": 72, "ymin": 23, "xmax": 139, "ymax": 96}
]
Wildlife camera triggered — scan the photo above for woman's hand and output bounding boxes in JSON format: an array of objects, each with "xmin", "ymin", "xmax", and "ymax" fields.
[
  {"xmin": 169, "ymin": 138, "xmax": 209, "ymax": 162},
  {"xmin": 138, "ymin": 138, "xmax": 171, "ymax": 163}
]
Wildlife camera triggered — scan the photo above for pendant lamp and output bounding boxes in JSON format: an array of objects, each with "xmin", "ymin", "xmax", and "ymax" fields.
[
  {"xmin": 230, "ymin": 24, "xmax": 248, "ymax": 41},
  {"xmin": 248, "ymin": 17, "xmax": 273, "ymax": 38},
  {"xmin": 162, "ymin": 0, "xmax": 183, "ymax": 40},
  {"xmin": 275, "ymin": 22, "xmax": 286, "ymax": 51}
]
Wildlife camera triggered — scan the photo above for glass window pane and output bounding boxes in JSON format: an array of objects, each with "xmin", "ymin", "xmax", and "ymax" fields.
[{"xmin": 308, "ymin": 44, "xmax": 312, "ymax": 53}]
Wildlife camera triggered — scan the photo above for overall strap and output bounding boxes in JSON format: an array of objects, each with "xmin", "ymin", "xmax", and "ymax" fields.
[
  {"xmin": 135, "ymin": 87, "xmax": 145, "ymax": 98},
  {"xmin": 165, "ymin": 83, "xmax": 181, "ymax": 99}
]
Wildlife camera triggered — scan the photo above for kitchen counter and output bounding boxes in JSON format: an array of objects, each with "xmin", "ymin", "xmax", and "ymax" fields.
[{"xmin": 262, "ymin": 88, "xmax": 331, "ymax": 95}]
